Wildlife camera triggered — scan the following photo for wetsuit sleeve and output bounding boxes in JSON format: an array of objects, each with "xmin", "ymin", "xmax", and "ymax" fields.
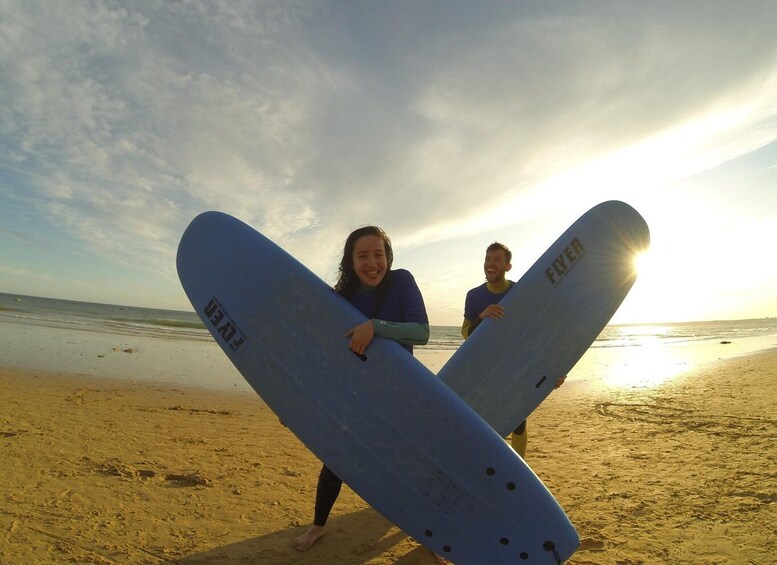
[
  {"xmin": 462, "ymin": 316, "xmax": 483, "ymax": 339},
  {"xmin": 373, "ymin": 320, "xmax": 430, "ymax": 345},
  {"xmin": 461, "ymin": 319, "xmax": 471, "ymax": 339},
  {"xmin": 463, "ymin": 287, "xmax": 478, "ymax": 321},
  {"xmin": 462, "ymin": 287, "xmax": 480, "ymax": 339}
]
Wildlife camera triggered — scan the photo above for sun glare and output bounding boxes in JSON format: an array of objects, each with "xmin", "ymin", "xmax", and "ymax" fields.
[
  {"xmin": 604, "ymin": 341, "xmax": 693, "ymax": 388},
  {"xmin": 613, "ymin": 246, "xmax": 681, "ymax": 324},
  {"xmin": 634, "ymin": 249, "xmax": 655, "ymax": 278}
]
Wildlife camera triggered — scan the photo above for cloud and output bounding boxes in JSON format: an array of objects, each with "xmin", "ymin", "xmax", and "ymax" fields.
[
  {"xmin": 2, "ymin": 1, "xmax": 328, "ymax": 268},
  {"xmin": 1, "ymin": 0, "xmax": 776, "ymax": 317}
]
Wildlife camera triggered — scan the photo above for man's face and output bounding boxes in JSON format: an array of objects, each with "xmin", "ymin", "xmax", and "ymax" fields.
[{"xmin": 483, "ymin": 249, "xmax": 511, "ymax": 284}]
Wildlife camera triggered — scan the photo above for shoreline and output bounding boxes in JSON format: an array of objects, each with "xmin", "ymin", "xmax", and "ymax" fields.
[
  {"xmin": 2, "ymin": 347, "xmax": 775, "ymax": 564},
  {"xmin": 2, "ymin": 316, "xmax": 776, "ymax": 393}
]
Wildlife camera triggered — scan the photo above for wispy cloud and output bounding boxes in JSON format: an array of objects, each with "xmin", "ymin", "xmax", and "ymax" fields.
[{"xmin": 1, "ymin": 1, "xmax": 776, "ymax": 320}]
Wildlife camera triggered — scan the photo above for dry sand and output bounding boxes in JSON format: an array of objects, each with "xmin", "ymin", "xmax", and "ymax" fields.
[{"xmin": 1, "ymin": 349, "xmax": 775, "ymax": 564}]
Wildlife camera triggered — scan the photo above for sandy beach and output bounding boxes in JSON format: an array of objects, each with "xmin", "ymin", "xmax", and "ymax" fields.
[{"xmin": 1, "ymin": 348, "xmax": 775, "ymax": 564}]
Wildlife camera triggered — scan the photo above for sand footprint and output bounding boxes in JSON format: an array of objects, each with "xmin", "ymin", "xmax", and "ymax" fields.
[
  {"xmin": 729, "ymin": 490, "xmax": 777, "ymax": 503},
  {"xmin": 595, "ymin": 402, "xmax": 689, "ymax": 425},
  {"xmin": 595, "ymin": 402, "xmax": 776, "ymax": 438},
  {"xmin": 578, "ymin": 537, "xmax": 606, "ymax": 552}
]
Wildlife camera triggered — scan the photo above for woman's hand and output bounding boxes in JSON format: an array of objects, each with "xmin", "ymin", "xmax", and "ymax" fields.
[{"xmin": 345, "ymin": 320, "xmax": 375, "ymax": 356}]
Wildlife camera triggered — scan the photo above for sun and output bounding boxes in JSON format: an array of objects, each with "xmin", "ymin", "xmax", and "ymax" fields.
[
  {"xmin": 633, "ymin": 249, "xmax": 656, "ymax": 278},
  {"xmin": 612, "ymin": 247, "xmax": 675, "ymax": 324}
]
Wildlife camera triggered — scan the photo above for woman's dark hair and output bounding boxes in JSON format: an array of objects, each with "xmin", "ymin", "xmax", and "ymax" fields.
[{"xmin": 334, "ymin": 226, "xmax": 394, "ymax": 298}]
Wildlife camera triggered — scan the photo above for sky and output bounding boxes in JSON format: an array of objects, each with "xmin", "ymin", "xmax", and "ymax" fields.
[{"xmin": 1, "ymin": 1, "xmax": 776, "ymax": 326}]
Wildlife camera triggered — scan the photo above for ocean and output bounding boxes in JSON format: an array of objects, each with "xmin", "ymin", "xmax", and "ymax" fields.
[{"xmin": 1, "ymin": 292, "xmax": 776, "ymax": 391}]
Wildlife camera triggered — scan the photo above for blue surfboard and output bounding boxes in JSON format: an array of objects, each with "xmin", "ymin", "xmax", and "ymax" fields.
[
  {"xmin": 439, "ymin": 200, "xmax": 650, "ymax": 437},
  {"xmin": 177, "ymin": 212, "xmax": 579, "ymax": 564}
]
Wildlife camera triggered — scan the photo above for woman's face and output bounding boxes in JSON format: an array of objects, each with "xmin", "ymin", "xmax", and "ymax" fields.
[{"xmin": 352, "ymin": 234, "xmax": 388, "ymax": 287}]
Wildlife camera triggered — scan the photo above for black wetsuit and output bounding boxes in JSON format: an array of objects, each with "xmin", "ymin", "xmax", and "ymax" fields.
[{"xmin": 313, "ymin": 269, "xmax": 428, "ymax": 526}]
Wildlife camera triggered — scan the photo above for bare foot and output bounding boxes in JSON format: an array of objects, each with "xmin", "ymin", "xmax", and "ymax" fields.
[
  {"xmin": 293, "ymin": 525, "xmax": 327, "ymax": 551},
  {"xmin": 432, "ymin": 550, "xmax": 449, "ymax": 564}
]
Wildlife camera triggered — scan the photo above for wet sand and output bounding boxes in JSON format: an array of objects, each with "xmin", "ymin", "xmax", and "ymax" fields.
[{"xmin": 1, "ymin": 349, "xmax": 775, "ymax": 564}]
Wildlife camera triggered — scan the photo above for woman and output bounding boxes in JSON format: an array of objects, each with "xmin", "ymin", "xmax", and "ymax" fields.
[{"xmin": 293, "ymin": 226, "xmax": 438, "ymax": 559}]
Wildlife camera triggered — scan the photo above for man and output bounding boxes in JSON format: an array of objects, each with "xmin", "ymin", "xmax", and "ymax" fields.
[{"xmin": 462, "ymin": 242, "xmax": 565, "ymax": 458}]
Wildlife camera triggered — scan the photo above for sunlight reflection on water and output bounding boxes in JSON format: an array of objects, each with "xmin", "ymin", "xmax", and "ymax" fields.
[
  {"xmin": 575, "ymin": 330, "xmax": 776, "ymax": 390},
  {"xmin": 600, "ymin": 337, "xmax": 694, "ymax": 388}
]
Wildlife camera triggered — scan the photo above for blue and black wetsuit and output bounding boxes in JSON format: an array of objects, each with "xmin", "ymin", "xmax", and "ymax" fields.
[{"xmin": 314, "ymin": 269, "xmax": 429, "ymax": 526}]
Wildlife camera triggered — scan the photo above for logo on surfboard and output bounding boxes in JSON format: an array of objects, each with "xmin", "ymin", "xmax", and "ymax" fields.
[
  {"xmin": 203, "ymin": 296, "xmax": 247, "ymax": 352},
  {"xmin": 544, "ymin": 238, "xmax": 586, "ymax": 287}
]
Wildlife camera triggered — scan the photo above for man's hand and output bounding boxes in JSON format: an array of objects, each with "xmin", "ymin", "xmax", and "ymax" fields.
[{"xmin": 479, "ymin": 304, "xmax": 505, "ymax": 320}]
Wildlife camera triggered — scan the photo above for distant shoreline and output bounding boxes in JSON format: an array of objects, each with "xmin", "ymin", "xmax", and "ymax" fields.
[
  {"xmin": 1, "ymin": 310, "xmax": 776, "ymax": 394},
  {"xmin": 2, "ymin": 289, "xmax": 776, "ymax": 327}
]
